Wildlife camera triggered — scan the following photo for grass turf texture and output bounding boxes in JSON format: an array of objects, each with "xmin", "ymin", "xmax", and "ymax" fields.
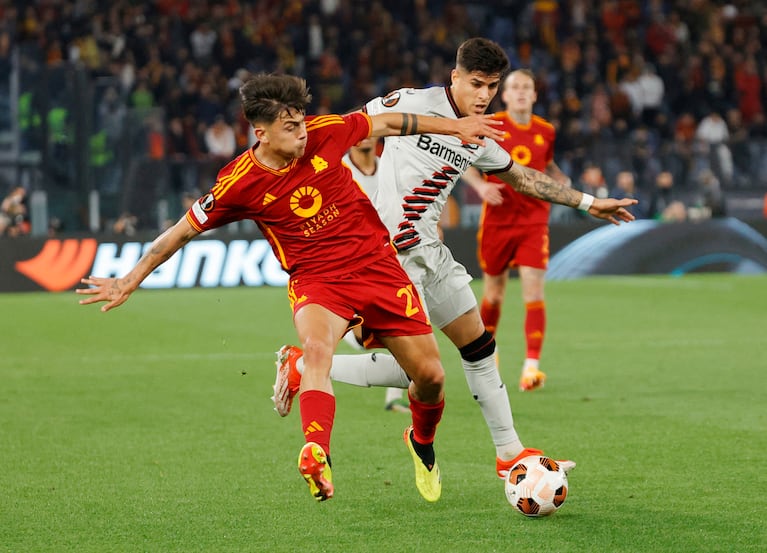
[{"xmin": 1, "ymin": 275, "xmax": 765, "ymax": 552}]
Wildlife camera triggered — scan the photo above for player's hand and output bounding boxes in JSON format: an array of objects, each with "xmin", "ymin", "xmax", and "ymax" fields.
[
  {"xmin": 453, "ymin": 114, "xmax": 505, "ymax": 145},
  {"xmin": 473, "ymin": 180, "xmax": 505, "ymax": 206},
  {"xmin": 588, "ymin": 198, "xmax": 638, "ymax": 225},
  {"xmin": 76, "ymin": 276, "xmax": 134, "ymax": 312}
]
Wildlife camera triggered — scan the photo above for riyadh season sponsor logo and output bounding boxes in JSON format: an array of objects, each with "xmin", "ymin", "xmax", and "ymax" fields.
[
  {"xmin": 290, "ymin": 185, "xmax": 323, "ymax": 218},
  {"xmin": 15, "ymin": 238, "xmax": 289, "ymax": 291}
]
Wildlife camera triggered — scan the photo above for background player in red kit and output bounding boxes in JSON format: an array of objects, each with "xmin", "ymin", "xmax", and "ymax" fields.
[
  {"xmin": 77, "ymin": 73, "xmax": 505, "ymax": 503},
  {"xmin": 463, "ymin": 68, "xmax": 571, "ymax": 391}
]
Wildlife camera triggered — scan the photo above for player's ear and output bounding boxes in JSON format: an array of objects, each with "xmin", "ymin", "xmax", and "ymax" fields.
[{"xmin": 253, "ymin": 125, "xmax": 268, "ymax": 144}]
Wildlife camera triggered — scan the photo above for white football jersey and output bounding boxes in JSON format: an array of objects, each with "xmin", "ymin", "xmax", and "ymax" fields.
[
  {"xmin": 364, "ymin": 86, "xmax": 512, "ymax": 250},
  {"xmin": 342, "ymin": 152, "xmax": 379, "ymax": 204}
]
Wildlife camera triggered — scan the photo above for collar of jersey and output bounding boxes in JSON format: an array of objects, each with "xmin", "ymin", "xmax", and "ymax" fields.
[
  {"xmin": 503, "ymin": 112, "xmax": 533, "ymax": 131},
  {"xmin": 248, "ymin": 145, "xmax": 298, "ymax": 176},
  {"xmin": 444, "ymin": 86, "xmax": 462, "ymax": 118}
]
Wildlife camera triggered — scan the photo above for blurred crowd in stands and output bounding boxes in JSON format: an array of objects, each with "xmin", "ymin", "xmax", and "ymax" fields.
[{"xmin": 1, "ymin": 0, "xmax": 767, "ymax": 235}]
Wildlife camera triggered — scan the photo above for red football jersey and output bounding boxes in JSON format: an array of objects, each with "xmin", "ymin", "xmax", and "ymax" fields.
[
  {"xmin": 186, "ymin": 112, "xmax": 394, "ymax": 277},
  {"xmin": 482, "ymin": 113, "xmax": 556, "ymax": 226}
]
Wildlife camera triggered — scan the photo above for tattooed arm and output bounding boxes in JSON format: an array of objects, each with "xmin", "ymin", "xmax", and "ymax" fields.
[
  {"xmin": 77, "ymin": 217, "xmax": 199, "ymax": 312},
  {"xmin": 369, "ymin": 113, "xmax": 504, "ymax": 145},
  {"xmin": 495, "ymin": 163, "xmax": 638, "ymax": 225}
]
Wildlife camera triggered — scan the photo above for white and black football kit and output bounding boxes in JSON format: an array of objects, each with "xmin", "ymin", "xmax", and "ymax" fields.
[{"xmin": 364, "ymin": 86, "xmax": 513, "ymax": 328}]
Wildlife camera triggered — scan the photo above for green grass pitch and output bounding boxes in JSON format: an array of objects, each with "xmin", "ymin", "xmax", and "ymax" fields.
[{"xmin": 1, "ymin": 275, "xmax": 765, "ymax": 552}]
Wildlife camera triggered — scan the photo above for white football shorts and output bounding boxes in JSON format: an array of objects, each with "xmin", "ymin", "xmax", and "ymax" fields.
[{"xmin": 397, "ymin": 241, "xmax": 476, "ymax": 330}]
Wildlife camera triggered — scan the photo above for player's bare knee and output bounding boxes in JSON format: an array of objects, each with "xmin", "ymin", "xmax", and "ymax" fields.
[
  {"xmin": 409, "ymin": 360, "xmax": 444, "ymax": 396},
  {"xmin": 486, "ymin": 293, "xmax": 504, "ymax": 305},
  {"xmin": 301, "ymin": 339, "xmax": 334, "ymax": 372},
  {"xmin": 420, "ymin": 366, "xmax": 445, "ymax": 391},
  {"xmin": 484, "ymin": 275, "xmax": 506, "ymax": 305},
  {"xmin": 411, "ymin": 378, "xmax": 443, "ymax": 403}
]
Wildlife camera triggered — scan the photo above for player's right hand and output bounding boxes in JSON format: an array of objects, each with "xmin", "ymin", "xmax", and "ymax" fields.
[{"xmin": 454, "ymin": 114, "xmax": 506, "ymax": 145}]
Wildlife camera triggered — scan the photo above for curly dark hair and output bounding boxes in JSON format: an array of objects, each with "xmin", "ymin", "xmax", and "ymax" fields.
[
  {"xmin": 455, "ymin": 38, "xmax": 510, "ymax": 77},
  {"xmin": 239, "ymin": 73, "xmax": 313, "ymax": 125}
]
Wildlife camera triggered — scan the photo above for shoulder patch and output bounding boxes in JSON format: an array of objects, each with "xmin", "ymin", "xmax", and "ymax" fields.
[
  {"xmin": 200, "ymin": 192, "xmax": 216, "ymax": 212},
  {"xmin": 382, "ymin": 91, "xmax": 401, "ymax": 108},
  {"xmin": 192, "ymin": 194, "xmax": 213, "ymax": 224}
]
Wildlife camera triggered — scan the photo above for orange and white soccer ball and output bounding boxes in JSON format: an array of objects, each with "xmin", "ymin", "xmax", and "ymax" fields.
[{"xmin": 504, "ymin": 455, "xmax": 569, "ymax": 517}]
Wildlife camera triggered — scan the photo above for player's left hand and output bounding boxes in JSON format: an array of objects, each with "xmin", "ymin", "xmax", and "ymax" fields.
[
  {"xmin": 454, "ymin": 114, "xmax": 505, "ymax": 145},
  {"xmin": 588, "ymin": 198, "xmax": 638, "ymax": 225},
  {"xmin": 76, "ymin": 276, "xmax": 134, "ymax": 312}
]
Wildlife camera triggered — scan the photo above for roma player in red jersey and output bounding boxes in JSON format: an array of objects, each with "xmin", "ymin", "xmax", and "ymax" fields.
[
  {"xmin": 77, "ymin": 73, "xmax": 505, "ymax": 503},
  {"xmin": 463, "ymin": 69, "xmax": 572, "ymax": 392}
]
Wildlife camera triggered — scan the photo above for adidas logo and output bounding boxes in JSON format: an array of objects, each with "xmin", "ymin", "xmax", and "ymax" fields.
[
  {"xmin": 304, "ymin": 421, "xmax": 324, "ymax": 436},
  {"xmin": 263, "ymin": 193, "xmax": 276, "ymax": 205}
]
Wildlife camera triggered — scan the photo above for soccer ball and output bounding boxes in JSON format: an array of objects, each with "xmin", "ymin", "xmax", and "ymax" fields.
[{"xmin": 504, "ymin": 455, "xmax": 568, "ymax": 517}]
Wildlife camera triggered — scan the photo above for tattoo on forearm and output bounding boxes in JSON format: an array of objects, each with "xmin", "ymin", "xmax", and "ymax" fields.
[
  {"xmin": 532, "ymin": 176, "xmax": 579, "ymax": 206},
  {"xmin": 147, "ymin": 233, "xmax": 192, "ymax": 265},
  {"xmin": 511, "ymin": 166, "xmax": 580, "ymax": 206},
  {"xmin": 400, "ymin": 114, "xmax": 418, "ymax": 135}
]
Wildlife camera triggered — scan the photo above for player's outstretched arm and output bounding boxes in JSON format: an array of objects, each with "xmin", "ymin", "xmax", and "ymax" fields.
[
  {"xmin": 77, "ymin": 217, "xmax": 199, "ymax": 312},
  {"xmin": 497, "ymin": 164, "xmax": 637, "ymax": 225},
  {"xmin": 369, "ymin": 113, "xmax": 504, "ymax": 145}
]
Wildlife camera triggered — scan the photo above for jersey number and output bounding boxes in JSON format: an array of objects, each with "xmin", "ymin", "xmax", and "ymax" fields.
[{"xmin": 396, "ymin": 284, "xmax": 421, "ymax": 317}]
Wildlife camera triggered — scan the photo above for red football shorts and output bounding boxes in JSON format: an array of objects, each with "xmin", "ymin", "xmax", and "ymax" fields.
[
  {"xmin": 288, "ymin": 251, "xmax": 432, "ymax": 340},
  {"xmin": 478, "ymin": 223, "xmax": 550, "ymax": 275}
]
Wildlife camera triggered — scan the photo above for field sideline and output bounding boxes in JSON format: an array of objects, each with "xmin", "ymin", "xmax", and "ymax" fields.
[{"xmin": 1, "ymin": 275, "xmax": 765, "ymax": 552}]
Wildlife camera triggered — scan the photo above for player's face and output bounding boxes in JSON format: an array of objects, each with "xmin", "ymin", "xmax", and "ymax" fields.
[
  {"xmin": 258, "ymin": 110, "xmax": 308, "ymax": 159},
  {"xmin": 450, "ymin": 68, "xmax": 502, "ymax": 115},
  {"xmin": 502, "ymin": 72, "xmax": 537, "ymax": 113}
]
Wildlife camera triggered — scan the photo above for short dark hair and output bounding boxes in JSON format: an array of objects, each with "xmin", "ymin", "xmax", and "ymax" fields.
[
  {"xmin": 239, "ymin": 73, "xmax": 312, "ymax": 125},
  {"xmin": 456, "ymin": 38, "xmax": 510, "ymax": 77}
]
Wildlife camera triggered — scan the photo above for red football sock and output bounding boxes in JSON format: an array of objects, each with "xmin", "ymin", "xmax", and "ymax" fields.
[
  {"xmin": 299, "ymin": 390, "xmax": 335, "ymax": 455},
  {"xmin": 480, "ymin": 298, "xmax": 501, "ymax": 337},
  {"xmin": 524, "ymin": 300, "xmax": 546, "ymax": 360},
  {"xmin": 408, "ymin": 392, "xmax": 444, "ymax": 444}
]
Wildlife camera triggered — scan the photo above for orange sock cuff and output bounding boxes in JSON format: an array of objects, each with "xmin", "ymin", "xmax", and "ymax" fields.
[
  {"xmin": 299, "ymin": 390, "xmax": 336, "ymax": 455},
  {"xmin": 407, "ymin": 392, "xmax": 444, "ymax": 444}
]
